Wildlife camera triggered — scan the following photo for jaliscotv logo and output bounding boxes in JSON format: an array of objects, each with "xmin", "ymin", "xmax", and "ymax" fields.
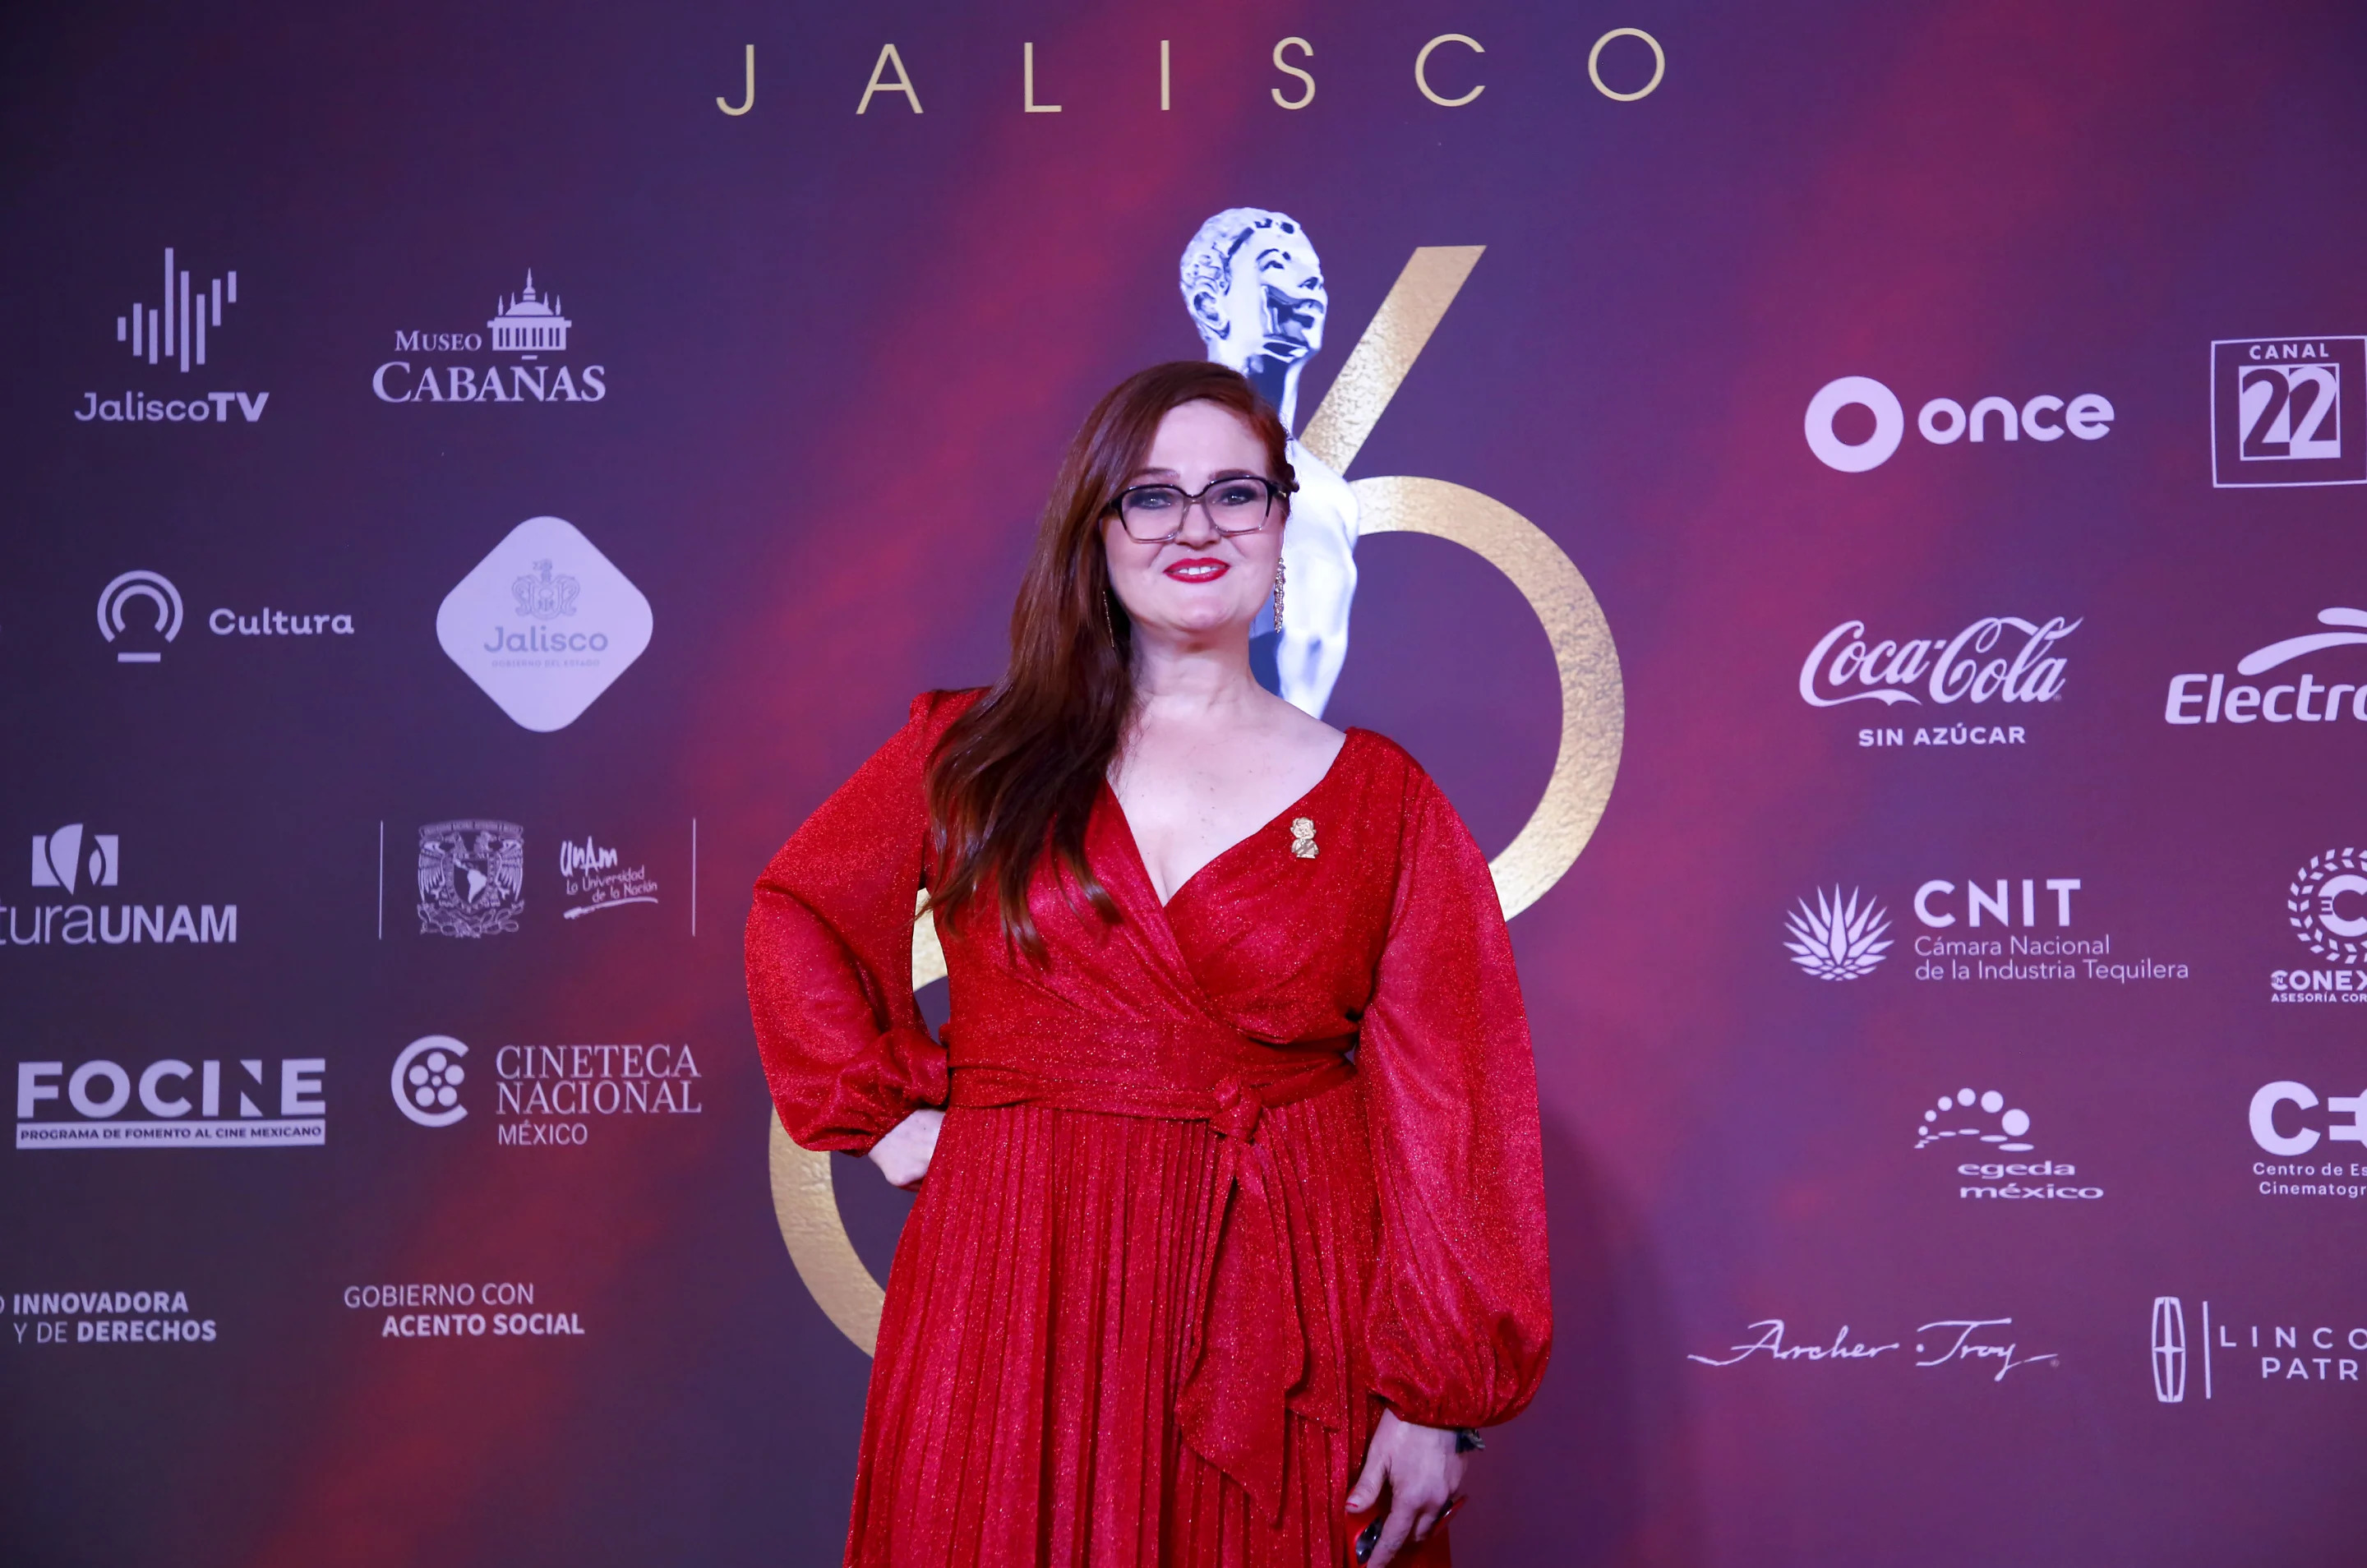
[
  {"xmin": 16, "ymin": 1057, "xmax": 324, "ymax": 1148},
  {"xmin": 1801, "ymin": 615, "xmax": 2078, "ymax": 749},
  {"xmin": 1788, "ymin": 878, "xmax": 2189, "ymax": 985},
  {"xmin": 2271, "ymin": 851, "xmax": 2367, "ymax": 1003},
  {"xmin": 390, "ymin": 1034, "xmax": 703, "ymax": 1147},
  {"xmin": 2164, "ymin": 607, "xmax": 2367, "ymax": 727},
  {"xmin": 2246, "ymin": 1081, "xmax": 2367, "ymax": 1199},
  {"xmin": 2209, "ymin": 337, "xmax": 2365, "ymax": 488},
  {"xmin": 417, "ymin": 821, "xmax": 524, "ymax": 938},
  {"xmin": 371, "ymin": 270, "xmax": 608, "ymax": 406},
  {"xmin": 1913, "ymin": 1085, "xmax": 2101, "ymax": 1202},
  {"xmin": 1803, "ymin": 375, "xmax": 2114, "ymax": 473},
  {"xmin": 72, "ymin": 247, "xmax": 269, "ymax": 427},
  {"xmin": 98, "ymin": 569, "xmax": 358, "ymax": 664},
  {"xmin": 436, "ymin": 517, "xmax": 653, "ymax": 732},
  {"xmin": 7, "ymin": 824, "xmax": 236, "ymax": 949},
  {"xmin": 2151, "ymin": 1296, "xmax": 2367, "ymax": 1402}
]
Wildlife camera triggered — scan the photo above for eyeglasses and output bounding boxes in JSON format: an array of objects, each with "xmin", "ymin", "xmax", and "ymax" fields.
[{"xmin": 1106, "ymin": 476, "xmax": 1294, "ymax": 543}]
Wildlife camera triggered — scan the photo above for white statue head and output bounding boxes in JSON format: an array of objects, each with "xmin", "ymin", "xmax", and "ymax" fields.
[{"xmin": 1179, "ymin": 208, "xmax": 1328, "ymax": 371}]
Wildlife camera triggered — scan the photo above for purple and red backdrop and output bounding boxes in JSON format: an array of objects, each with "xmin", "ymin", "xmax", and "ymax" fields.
[{"xmin": 5, "ymin": 1, "xmax": 2365, "ymax": 1563}]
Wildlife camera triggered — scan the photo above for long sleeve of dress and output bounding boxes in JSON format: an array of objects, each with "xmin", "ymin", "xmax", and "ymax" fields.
[
  {"xmin": 1355, "ymin": 768, "xmax": 1554, "ymax": 1429},
  {"xmin": 745, "ymin": 693, "xmax": 964, "ymax": 1155}
]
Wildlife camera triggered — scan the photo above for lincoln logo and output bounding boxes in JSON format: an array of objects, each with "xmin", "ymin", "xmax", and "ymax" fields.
[{"xmin": 2152, "ymin": 1296, "xmax": 2188, "ymax": 1404}]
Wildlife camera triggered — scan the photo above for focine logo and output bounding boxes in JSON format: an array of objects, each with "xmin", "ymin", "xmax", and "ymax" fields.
[
  {"xmin": 72, "ymin": 247, "xmax": 269, "ymax": 427},
  {"xmin": 16, "ymin": 1056, "xmax": 323, "ymax": 1148},
  {"xmin": 436, "ymin": 516, "xmax": 652, "ymax": 731},
  {"xmin": 97, "ymin": 571, "xmax": 182, "ymax": 663},
  {"xmin": 1783, "ymin": 888, "xmax": 1891, "ymax": 980},
  {"xmin": 371, "ymin": 270, "xmax": 608, "ymax": 406},
  {"xmin": 391, "ymin": 1037, "xmax": 468, "ymax": 1128},
  {"xmin": 2210, "ymin": 337, "xmax": 2365, "ymax": 488},
  {"xmin": 2166, "ymin": 608, "xmax": 2367, "ymax": 727},
  {"xmin": 1804, "ymin": 376, "xmax": 2114, "ymax": 473},
  {"xmin": 31, "ymin": 826, "xmax": 118, "ymax": 893}
]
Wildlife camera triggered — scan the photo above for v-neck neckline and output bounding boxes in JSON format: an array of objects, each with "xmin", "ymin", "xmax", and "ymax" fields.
[{"xmin": 1102, "ymin": 729, "xmax": 1363, "ymax": 911}]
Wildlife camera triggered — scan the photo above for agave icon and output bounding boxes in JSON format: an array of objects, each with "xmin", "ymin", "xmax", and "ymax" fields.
[{"xmin": 1784, "ymin": 888, "xmax": 1892, "ymax": 980}]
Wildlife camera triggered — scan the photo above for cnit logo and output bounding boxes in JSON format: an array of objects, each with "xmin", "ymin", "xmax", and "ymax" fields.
[
  {"xmin": 2210, "ymin": 336, "xmax": 2365, "ymax": 488},
  {"xmin": 1804, "ymin": 376, "xmax": 2114, "ymax": 473},
  {"xmin": 2152, "ymin": 1296, "xmax": 2367, "ymax": 1402}
]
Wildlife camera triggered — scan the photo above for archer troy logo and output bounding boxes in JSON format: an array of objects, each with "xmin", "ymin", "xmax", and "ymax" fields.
[
  {"xmin": 417, "ymin": 821, "xmax": 524, "ymax": 938},
  {"xmin": 2212, "ymin": 337, "xmax": 2366, "ymax": 487},
  {"xmin": 1785, "ymin": 888, "xmax": 1893, "ymax": 980}
]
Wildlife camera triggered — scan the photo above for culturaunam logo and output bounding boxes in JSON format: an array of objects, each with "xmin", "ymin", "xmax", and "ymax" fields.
[{"xmin": 1784, "ymin": 888, "xmax": 1891, "ymax": 980}]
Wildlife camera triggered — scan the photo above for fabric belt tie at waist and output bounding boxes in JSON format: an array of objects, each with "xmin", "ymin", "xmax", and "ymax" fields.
[{"xmin": 948, "ymin": 1031, "xmax": 1356, "ymax": 1522}]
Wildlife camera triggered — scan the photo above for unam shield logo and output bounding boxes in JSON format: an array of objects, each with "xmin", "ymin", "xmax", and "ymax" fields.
[
  {"xmin": 2289, "ymin": 850, "xmax": 2367, "ymax": 964},
  {"xmin": 391, "ymin": 1036, "xmax": 468, "ymax": 1128},
  {"xmin": 417, "ymin": 821, "xmax": 524, "ymax": 938}
]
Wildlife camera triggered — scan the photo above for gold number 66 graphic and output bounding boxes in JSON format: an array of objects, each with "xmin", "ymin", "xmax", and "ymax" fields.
[{"xmin": 772, "ymin": 247, "xmax": 1626, "ymax": 1353}]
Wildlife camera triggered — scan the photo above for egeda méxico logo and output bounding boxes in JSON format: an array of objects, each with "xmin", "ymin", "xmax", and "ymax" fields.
[
  {"xmin": 72, "ymin": 247, "xmax": 268, "ymax": 427},
  {"xmin": 371, "ymin": 271, "xmax": 607, "ymax": 405},
  {"xmin": 1913, "ymin": 1084, "xmax": 2100, "ymax": 1202}
]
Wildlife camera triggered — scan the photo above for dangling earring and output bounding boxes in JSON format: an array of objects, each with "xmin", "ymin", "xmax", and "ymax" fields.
[
  {"xmin": 1100, "ymin": 586, "xmax": 1119, "ymax": 648},
  {"xmin": 1271, "ymin": 555, "xmax": 1287, "ymax": 635}
]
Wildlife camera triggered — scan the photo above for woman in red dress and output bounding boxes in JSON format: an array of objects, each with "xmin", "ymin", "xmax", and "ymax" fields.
[{"xmin": 747, "ymin": 362, "xmax": 1551, "ymax": 1567}]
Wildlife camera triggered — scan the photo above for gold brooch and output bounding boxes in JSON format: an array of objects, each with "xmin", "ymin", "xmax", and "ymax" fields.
[{"xmin": 1290, "ymin": 818, "xmax": 1318, "ymax": 860}]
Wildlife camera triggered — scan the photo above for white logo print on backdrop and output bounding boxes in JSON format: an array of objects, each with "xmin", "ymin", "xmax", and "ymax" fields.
[
  {"xmin": 2166, "ymin": 610, "xmax": 2367, "ymax": 726},
  {"xmin": 371, "ymin": 270, "xmax": 608, "ymax": 405},
  {"xmin": 417, "ymin": 821, "xmax": 524, "ymax": 938},
  {"xmin": 436, "ymin": 517, "xmax": 653, "ymax": 732},
  {"xmin": 1803, "ymin": 376, "xmax": 2114, "ymax": 473},
  {"xmin": 1802, "ymin": 615, "xmax": 2079, "ymax": 749},
  {"xmin": 1784, "ymin": 888, "xmax": 1892, "ymax": 980},
  {"xmin": 1913, "ymin": 1086, "xmax": 2095, "ymax": 1201},
  {"xmin": 9, "ymin": 826, "xmax": 235, "ymax": 948},
  {"xmin": 98, "ymin": 570, "xmax": 357, "ymax": 662},
  {"xmin": 31, "ymin": 825, "xmax": 117, "ymax": 893},
  {"xmin": 2210, "ymin": 337, "xmax": 2365, "ymax": 488},
  {"xmin": 72, "ymin": 248, "xmax": 269, "ymax": 426},
  {"xmin": 390, "ymin": 1037, "xmax": 468, "ymax": 1128},
  {"xmin": 2272, "ymin": 850, "xmax": 2367, "ymax": 1003}
]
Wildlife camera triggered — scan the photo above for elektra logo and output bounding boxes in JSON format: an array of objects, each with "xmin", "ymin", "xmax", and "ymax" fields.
[
  {"xmin": 436, "ymin": 516, "xmax": 653, "ymax": 732},
  {"xmin": 1914, "ymin": 1086, "xmax": 2102, "ymax": 1201},
  {"xmin": 2165, "ymin": 607, "xmax": 2367, "ymax": 726},
  {"xmin": 2210, "ymin": 337, "xmax": 2365, "ymax": 488},
  {"xmin": 99, "ymin": 570, "xmax": 358, "ymax": 663},
  {"xmin": 16, "ymin": 1057, "xmax": 324, "ymax": 1148},
  {"xmin": 1784, "ymin": 888, "xmax": 1890, "ymax": 980},
  {"xmin": 1804, "ymin": 376, "xmax": 2114, "ymax": 473},
  {"xmin": 2150, "ymin": 1296, "xmax": 2367, "ymax": 1400},
  {"xmin": 391, "ymin": 1036, "xmax": 468, "ymax": 1128},
  {"xmin": 9, "ymin": 824, "xmax": 236, "ymax": 949},
  {"xmin": 371, "ymin": 270, "xmax": 607, "ymax": 405},
  {"xmin": 417, "ymin": 821, "xmax": 524, "ymax": 938},
  {"xmin": 2271, "ymin": 851, "xmax": 2367, "ymax": 1003},
  {"xmin": 72, "ymin": 247, "xmax": 268, "ymax": 427},
  {"xmin": 2246, "ymin": 1081, "xmax": 2367, "ymax": 1199},
  {"xmin": 392, "ymin": 1035, "xmax": 704, "ymax": 1148},
  {"xmin": 1908, "ymin": 875, "xmax": 2188, "ymax": 985},
  {"xmin": 559, "ymin": 834, "xmax": 658, "ymax": 920},
  {"xmin": 1802, "ymin": 616, "xmax": 2078, "ymax": 749}
]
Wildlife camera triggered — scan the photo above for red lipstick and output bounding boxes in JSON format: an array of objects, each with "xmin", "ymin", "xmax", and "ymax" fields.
[{"xmin": 1164, "ymin": 558, "xmax": 1230, "ymax": 583}]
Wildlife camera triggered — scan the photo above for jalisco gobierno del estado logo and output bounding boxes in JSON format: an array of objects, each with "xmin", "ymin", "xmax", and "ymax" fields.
[
  {"xmin": 2210, "ymin": 335, "xmax": 2365, "ymax": 488},
  {"xmin": 8, "ymin": 823, "xmax": 236, "ymax": 949},
  {"xmin": 1800, "ymin": 613, "xmax": 2079, "ymax": 749},
  {"xmin": 2166, "ymin": 607, "xmax": 2367, "ymax": 727},
  {"xmin": 2273, "ymin": 849, "xmax": 2367, "ymax": 1003},
  {"xmin": 371, "ymin": 270, "xmax": 607, "ymax": 405},
  {"xmin": 1802, "ymin": 374, "xmax": 2114, "ymax": 473},
  {"xmin": 436, "ymin": 516, "xmax": 653, "ymax": 732},
  {"xmin": 73, "ymin": 247, "xmax": 268, "ymax": 427},
  {"xmin": 766, "ymin": 210, "xmax": 1628, "ymax": 1356}
]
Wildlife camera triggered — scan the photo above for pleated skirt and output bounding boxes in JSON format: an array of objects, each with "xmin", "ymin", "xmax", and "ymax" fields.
[{"xmin": 844, "ymin": 1080, "xmax": 1449, "ymax": 1568}]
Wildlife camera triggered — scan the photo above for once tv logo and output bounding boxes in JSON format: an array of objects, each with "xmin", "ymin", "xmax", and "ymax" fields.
[
  {"xmin": 1805, "ymin": 376, "xmax": 2114, "ymax": 473},
  {"xmin": 1783, "ymin": 888, "xmax": 1891, "ymax": 980},
  {"xmin": 2211, "ymin": 337, "xmax": 2366, "ymax": 487},
  {"xmin": 31, "ymin": 825, "xmax": 118, "ymax": 894},
  {"xmin": 97, "ymin": 570, "xmax": 182, "ymax": 663}
]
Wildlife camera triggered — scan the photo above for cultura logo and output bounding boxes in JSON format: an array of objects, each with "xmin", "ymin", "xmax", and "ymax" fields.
[
  {"xmin": 371, "ymin": 270, "xmax": 607, "ymax": 406},
  {"xmin": 31, "ymin": 825, "xmax": 118, "ymax": 894},
  {"xmin": 97, "ymin": 570, "xmax": 182, "ymax": 663},
  {"xmin": 72, "ymin": 247, "xmax": 269, "ymax": 427},
  {"xmin": 416, "ymin": 821, "xmax": 524, "ymax": 938},
  {"xmin": 2210, "ymin": 337, "xmax": 2365, "ymax": 487},
  {"xmin": 2166, "ymin": 608, "xmax": 2367, "ymax": 726},
  {"xmin": 1783, "ymin": 888, "xmax": 1891, "ymax": 980},
  {"xmin": 1804, "ymin": 375, "xmax": 2114, "ymax": 473},
  {"xmin": 391, "ymin": 1037, "xmax": 468, "ymax": 1128}
]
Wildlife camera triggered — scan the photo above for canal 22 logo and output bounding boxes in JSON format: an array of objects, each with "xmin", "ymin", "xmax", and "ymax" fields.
[{"xmin": 2212, "ymin": 337, "xmax": 2366, "ymax": 488}]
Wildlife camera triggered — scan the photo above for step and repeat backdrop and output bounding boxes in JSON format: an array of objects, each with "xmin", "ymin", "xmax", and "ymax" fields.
[{"xmin": 3, "ymin": 1, "xmax": 2363, "ymax": 1563}]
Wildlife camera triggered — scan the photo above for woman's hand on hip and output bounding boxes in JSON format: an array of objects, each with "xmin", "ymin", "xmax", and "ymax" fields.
[
  {"xmin": 1346, "ymin": 1409, "xmax": 1467, "ymax": 1566},
  {"xmin": 867, "ymin": 1109, "xmax": 943, "ymax": 1189}
]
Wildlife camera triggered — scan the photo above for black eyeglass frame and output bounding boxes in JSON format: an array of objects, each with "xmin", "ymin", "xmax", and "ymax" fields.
[{"xmin": 1104, "ymin": 476, "xmax": 1299, "ymax": 544}]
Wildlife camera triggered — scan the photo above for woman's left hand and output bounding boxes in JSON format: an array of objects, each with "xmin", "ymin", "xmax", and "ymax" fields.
[{"xmin": 1345, "ymin": 1409, "xmax": 1467, "ymax": 1566}]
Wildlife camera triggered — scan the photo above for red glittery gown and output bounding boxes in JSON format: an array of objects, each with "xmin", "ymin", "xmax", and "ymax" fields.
[{"xmin": 747, "ymin": 693, "xmax": 1551, "ymax": 1567}]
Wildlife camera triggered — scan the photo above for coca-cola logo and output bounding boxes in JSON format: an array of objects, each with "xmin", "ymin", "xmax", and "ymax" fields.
[{"xmin": 1801, "ymin": 617, "xmax": 2079, "ymax": 708}]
